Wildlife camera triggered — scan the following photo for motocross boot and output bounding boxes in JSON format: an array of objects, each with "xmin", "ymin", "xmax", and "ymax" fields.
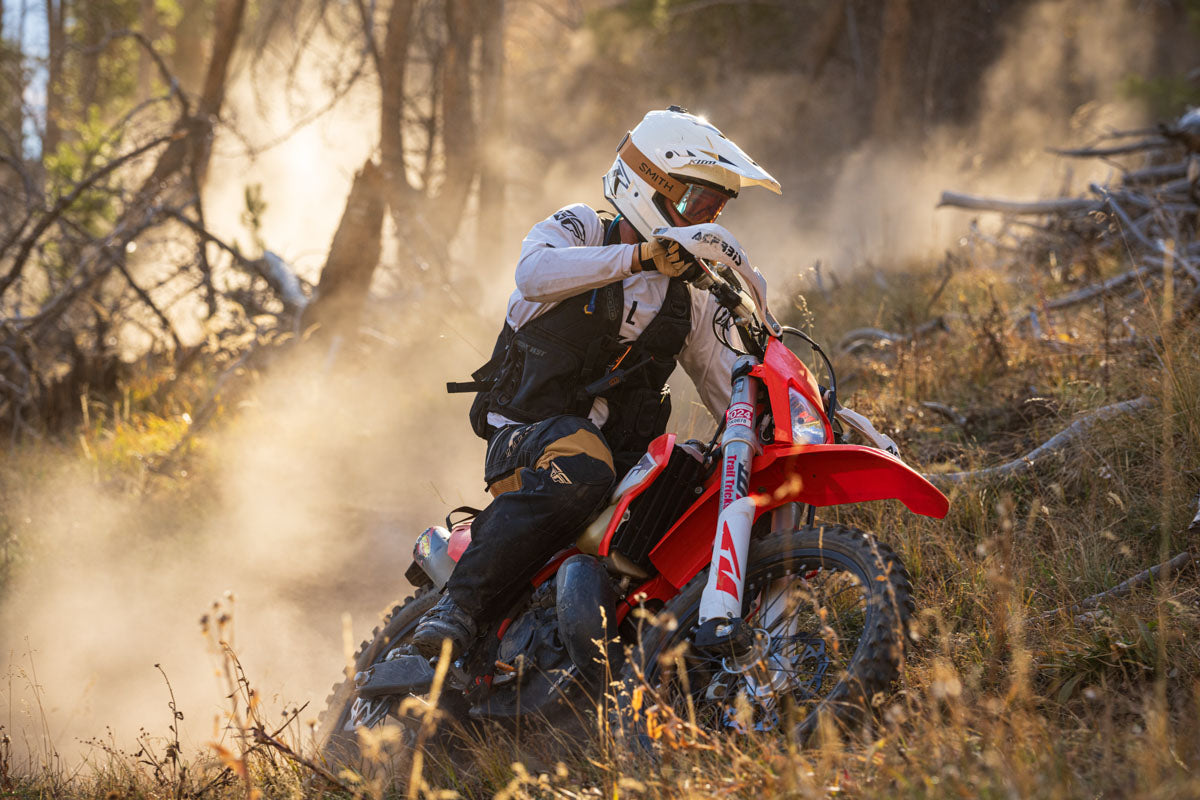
[{"xmin": 411, "ymin": 593, "xmax": 478, "ymax": 660}]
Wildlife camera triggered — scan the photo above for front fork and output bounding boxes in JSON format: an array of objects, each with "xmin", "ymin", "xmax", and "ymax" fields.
[{"xmin": 695, "ymin": 356, "xmax": 762, "ymax": 652}]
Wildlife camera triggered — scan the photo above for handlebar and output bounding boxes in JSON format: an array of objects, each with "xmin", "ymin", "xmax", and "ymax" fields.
[
  {"xmin": 687, "ymin": 260, "xmax": 837, "ymax": 407},
  {"xmin": 687, "ymin": 258, "xmax": 767, "ymax": 357},
  {"xmin": 688, "ymin": 258, "xmax": 757, "ymax": 321}
]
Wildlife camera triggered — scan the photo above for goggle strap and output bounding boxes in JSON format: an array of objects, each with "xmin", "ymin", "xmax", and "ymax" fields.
[{"xmin": 617, "ymin": 135, "xmax": 687, "ymax": 204}]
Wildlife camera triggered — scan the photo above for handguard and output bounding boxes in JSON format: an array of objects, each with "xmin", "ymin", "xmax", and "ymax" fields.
[
  {"xmin": 835, "ymin": 404, "xmax": 900, "ymax": 456},
  {"xmin": 652, "ymin": 223, "xmax": 783, "ymax": 337}
]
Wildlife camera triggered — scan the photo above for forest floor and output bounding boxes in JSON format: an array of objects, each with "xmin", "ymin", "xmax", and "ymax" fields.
[{"xmin": 2, "ymin": 230, "xmax": 1199, "ymax": 799}]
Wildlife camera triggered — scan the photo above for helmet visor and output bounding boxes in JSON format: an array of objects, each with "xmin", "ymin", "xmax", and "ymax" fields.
[{"xmin": 674, "ymin": 183, "xmax": 731, "ymax": 224}]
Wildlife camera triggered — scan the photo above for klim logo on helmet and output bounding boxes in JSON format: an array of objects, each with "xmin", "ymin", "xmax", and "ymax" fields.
[{"xmin": 637, "ymin": 161, "xmax": 677, "ymax": 195}]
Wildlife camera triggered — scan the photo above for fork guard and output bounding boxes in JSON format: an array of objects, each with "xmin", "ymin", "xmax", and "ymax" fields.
[{"xmin": 647, "ymin": 443, "xmax": 949, "ymax": 590}]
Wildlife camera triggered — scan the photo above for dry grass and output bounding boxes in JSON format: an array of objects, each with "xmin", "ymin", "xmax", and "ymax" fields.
[{"xmin": 2, "ymin": 245, "xmax": 1199, "ymax": 798}]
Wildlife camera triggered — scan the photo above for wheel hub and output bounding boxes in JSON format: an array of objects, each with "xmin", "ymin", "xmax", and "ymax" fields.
[{"xmin": 702, "ymin": 630, "xmax": 831, "ymax": 732}]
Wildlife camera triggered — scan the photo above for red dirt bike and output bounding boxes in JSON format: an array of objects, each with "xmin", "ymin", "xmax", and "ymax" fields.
[{"xmin": 316, "ymin": 223, "xmax": 949, "ymax": 759}]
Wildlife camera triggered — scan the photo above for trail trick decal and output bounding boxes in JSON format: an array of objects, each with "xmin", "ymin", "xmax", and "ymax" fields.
[
  {"xmin": 415, "ymin": 528, "xmax": 434, "ymax": 559},
  {"xmin": 715, "ymin": 522, "xmax": 742, "ymax": 598},
  {"xmin": 721, "ymin": 457, "xmax": 747, "ymax": 508},
  {"xmin": 553, "ymin": 209, "xmax": 586, "ymax": 243}
]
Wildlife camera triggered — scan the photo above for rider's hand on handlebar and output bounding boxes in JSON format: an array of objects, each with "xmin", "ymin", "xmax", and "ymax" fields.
[{"xmin": 637, "ymin": 237, "xmax": 699, "ymax": 279}]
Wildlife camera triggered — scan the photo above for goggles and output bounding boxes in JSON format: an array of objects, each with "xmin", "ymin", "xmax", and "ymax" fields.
[{"xmin": 672, "ymin": 182, "xmax": 732, "ymax": 225}]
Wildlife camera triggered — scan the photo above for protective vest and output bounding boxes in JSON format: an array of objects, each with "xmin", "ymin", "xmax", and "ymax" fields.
[{"xmin": 454, "ymin": 221, "xmax": 693, "ymax": 472}]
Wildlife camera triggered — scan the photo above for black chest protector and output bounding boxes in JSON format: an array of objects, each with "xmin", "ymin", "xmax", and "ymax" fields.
[{"xmin": 456, "ymin": 219, "xmax": 693, "ymax": 472}]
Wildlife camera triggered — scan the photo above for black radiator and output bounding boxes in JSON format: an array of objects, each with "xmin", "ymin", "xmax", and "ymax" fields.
[{"xmin": 608, "ymin": 446, "xmax": 713, "ymax": 570}]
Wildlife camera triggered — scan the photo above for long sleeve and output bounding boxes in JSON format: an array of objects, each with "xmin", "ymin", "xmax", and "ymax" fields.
[
  {"xmin": 512, "ymin": 204, "xmax": 638, "ymax": 304},
  {"xmin": 677, "ymin": 289, "xmax": 739, "ymax": 421}
]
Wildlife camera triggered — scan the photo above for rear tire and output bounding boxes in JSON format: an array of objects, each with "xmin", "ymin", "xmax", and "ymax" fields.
[
  {"xmin": 618, "ymin": 524, "xmax": 913, "ymax": 742},
  {"xmin": 314, "ymin": 589, "xmax": 438, "ymax": 767}
]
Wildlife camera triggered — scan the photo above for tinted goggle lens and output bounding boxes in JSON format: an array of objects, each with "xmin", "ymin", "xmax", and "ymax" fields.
[{"xmin": 674, "ymin": 184, "xmax": 730, "ymax": 224}]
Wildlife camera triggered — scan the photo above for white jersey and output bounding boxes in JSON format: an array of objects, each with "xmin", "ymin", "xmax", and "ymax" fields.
[{"xmin": 488, "ymin": 203, "xmax": 738, "ymax": 432}]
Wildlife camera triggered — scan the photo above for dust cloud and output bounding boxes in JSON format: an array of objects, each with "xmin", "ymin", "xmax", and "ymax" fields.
[
  {"xmin": 1, "ymin": 32, "xmax": 493, "ymax": 766},
  {"xmin": 1, "ymin": 332, "xmax": 490, "ymax": 766},
  {"xmin": 738, "ymin": 0, "xmax": 1156, "ymax": 297},
  {"xmin": 0, "ymin": 0, "xmax": 1165, "ymax": 768}
]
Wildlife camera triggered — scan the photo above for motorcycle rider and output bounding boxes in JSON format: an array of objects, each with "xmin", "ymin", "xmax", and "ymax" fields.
[{"xmin": 410, "ymin": 106, "xmax": 781, "ymax": 660}]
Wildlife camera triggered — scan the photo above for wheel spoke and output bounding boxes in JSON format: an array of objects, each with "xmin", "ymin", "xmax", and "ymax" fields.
[{"xmin": 644, "ymin": 547, "xmax": 890, "ymax": 735}]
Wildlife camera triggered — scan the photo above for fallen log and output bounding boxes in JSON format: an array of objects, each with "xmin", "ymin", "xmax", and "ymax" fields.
[
  {"xmin": 923, "ymin": 395, "xmax": 1155, "ymax": 487},
  {"xmin": 921, "ymin": 401, "xmax": 967, "ymax": 428},
  {"xmin": 1042, "ymin": 263, "xmax": 1157, "ymax": 311},
  {"xmin": 938, "ymin": 191, "xmax": 1099, "ymax": 216},
  {"xmin": 255, "ymin": 251, "xmax": 310, "ymax": 318},
  {"xmin": 1121, "ymin": 162, "xmax": 1188, "ymax": 185},
  {"xmin": 837, "ymin": 317, "xmax": 949, "ymax": 354},
  {"xmin": 838, "ymin": 327, "xmax": 904, "ymax": 352},
  {"xmin": 165, "ymin": 211, "xmax": 311, "ymax": 317},
  {"xmin": 1037, "ymin": 550, "xmax": 1197, "ymax": 623},
  {"xmin": 1048, "ymin": 137, "xmax": 1172, "ymax": 158},
  {"xmin": 1092, "ymin": 186, "xmax": 1200, "ymax": 274}
]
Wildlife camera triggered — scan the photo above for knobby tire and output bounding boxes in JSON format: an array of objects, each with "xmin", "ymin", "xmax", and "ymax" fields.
[
  {"xmin": 619, "ymin": 524, "xmax": 914, "ymax": 743},
  {"xmin": 314, "ymin": 588, "xmax": 438, "ymax": 767}
]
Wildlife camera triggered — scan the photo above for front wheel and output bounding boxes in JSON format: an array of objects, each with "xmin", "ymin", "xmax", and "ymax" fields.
[{"xmin": 620, "ymin": 524, "xmax": 913, "ymax": 741}]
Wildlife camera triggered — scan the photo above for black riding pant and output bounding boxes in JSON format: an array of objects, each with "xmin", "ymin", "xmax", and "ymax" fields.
[{"xmin": 446, "ymin": 415, "xmax": 616, "ymax": 621}]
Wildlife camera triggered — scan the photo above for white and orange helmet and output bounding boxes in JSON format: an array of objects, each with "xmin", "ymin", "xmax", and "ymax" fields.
[{"xmin": 603, "ymin": 106, "xmax": 781, "ymax": 240}]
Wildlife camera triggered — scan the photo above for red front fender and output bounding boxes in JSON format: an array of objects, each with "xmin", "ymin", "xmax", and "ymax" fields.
[
  {"xmin": 752, "ymin": 443, "xmax": 950, "ymax": 517},
  {"xmin": 647, "ymin": 443, "xmax": 948, "ymax": 589}
]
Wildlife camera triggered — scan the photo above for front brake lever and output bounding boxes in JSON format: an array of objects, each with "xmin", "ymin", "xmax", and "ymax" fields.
[{"xmin": 690, "ymin": 258, "xmax": 758, "ymax": 325}]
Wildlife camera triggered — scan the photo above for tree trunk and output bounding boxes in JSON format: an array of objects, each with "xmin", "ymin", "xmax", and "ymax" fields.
[
  {"xmin": 0, "ymin": 2, "xmax": 25, "ymax": 152},
  {"xmin": 379, "ymin": 0, "xmax": 416, "ymax": 207},
  {"xmin": 139, "ymin": 0, "xmax": 246, "ymax": 197},
  {"xmin": 172, "ymin": 0, "xmax": 207, "ymax": 97},
  {"xmin": 475, "ymin": 0, "xmax": 505, "ymax": 263},
  {"xmin": 303, "ymin": 159, "xmax": 386, "ymax": 333},
  {"xmin": 137, "ymin": 0, "xmax": 160, "ymax": 103},
  {"xmin": 78, "ymin": 0, "xmax": 106, "ymax": 114},
  {"xmin": 43, "ymin": 0, "xmax": 66, "ymax": 158},
  {"xmin": 805, "ymin": 0, "xmax": 846, "ymax": 79},
  {"xmin": 434, "ymin": 0, "xmax": 478, "ymax": 239},
  {"xmin": 871, "ymin": 0, "xmax": 912, "ymax": 137}
]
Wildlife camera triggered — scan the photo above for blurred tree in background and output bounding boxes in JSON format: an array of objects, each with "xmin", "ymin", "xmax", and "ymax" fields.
[{"xmin": 0, "ymin": 0, "xmax": 1197, "ymax": 442}]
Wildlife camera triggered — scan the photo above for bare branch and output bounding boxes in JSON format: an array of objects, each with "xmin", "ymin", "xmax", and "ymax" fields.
[
  {"xmin": 924, "ymin": 396, "xmax": 1156, "ymax": 487},
  {"xmin": 1038, "ymin": 551, "xmax": 1197, "ymax": 622},
  {"xmin": 921, "ymin": 401, "xmax": 967, "ymax": 429},
  {"xmin": 0, "ymin": 133, "xmax": 172, "ymax": 296},
  {"xmin": 1047, "ymin": 137, "xmax": 1172, "ymax": 157},
  {"xmin": 162, "ymin": 208, "xmax": 308, "ymax": 316},
  {"xmin": 1042, "ymin": 263, "xmax": 1157, "ymax": 311},
  {"xmin": 53, "ymin": 214, "xmax": 184, "ymax": 350},
  {"xmin": 938, "ymin": 191, "xmax": 1100, "ymax": 216},
  {"xmin": 837, "ymin": 317, "xmax": 949, "ymax": 354},
  {"xmin": 79, "ymin": 29, "xmax": 189, "ymax": 116},
  {"xmin": 354, "ymin": 0, "xmax": 383, "ymax": 76}
]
